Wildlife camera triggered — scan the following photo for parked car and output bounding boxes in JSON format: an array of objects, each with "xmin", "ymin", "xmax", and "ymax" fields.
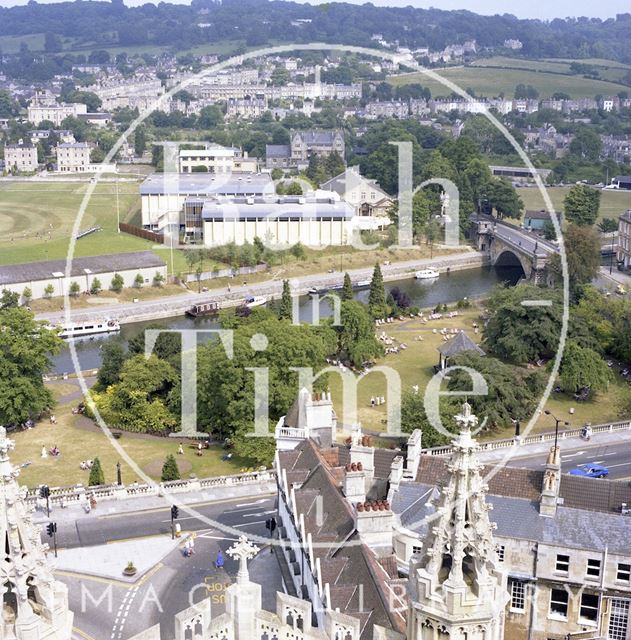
[{"xmin": 569, "ymin": 463, "xmax": 609, "ymax": 478}]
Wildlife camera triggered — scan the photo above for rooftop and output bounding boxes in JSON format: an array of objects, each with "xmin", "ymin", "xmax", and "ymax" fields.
[
  {"xmin": 140, "ymin": 172, "xmax": 273, "ymax": 196},
  {"xmin": 0, "ymin": 251, "xmax": 165, "ymax": 286},
  {"xmin": 201, "ymin": 197, "xmax": 355, "ymax": 220},
  {"xmin": 437, "ymin": 330, "xmax": 485, "ymax": 358}
]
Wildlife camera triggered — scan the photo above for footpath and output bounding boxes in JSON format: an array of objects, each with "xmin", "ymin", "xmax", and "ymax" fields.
[
  {"xmin": 35, "ymin": 249, "xmax": 486, "ymax": 326},
  {"xmin": 32, "ymin": 477, "xmax": 276, "ymax": 527}
]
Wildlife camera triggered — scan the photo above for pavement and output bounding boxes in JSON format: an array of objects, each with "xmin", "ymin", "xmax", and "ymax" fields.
[
  {"xmin": 35, "ymin": 249, "xmax": 485, "ymax": 326},
  {"xmin": 476, "ymin": 428, "xmax": 631, "ymax": 480}
]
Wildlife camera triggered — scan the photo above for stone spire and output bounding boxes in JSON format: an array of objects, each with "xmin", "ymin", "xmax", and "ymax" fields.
[
  {"xmin": 407, "ymin": 402, "xmax": 509, "ymax": 640},
  {"xmin": 0, "ymin": 427, "xmax": 73, "ymax": 640},
  {"xmin": 225, "ymin": 536, "xmax": 262, "ymax": 640}
]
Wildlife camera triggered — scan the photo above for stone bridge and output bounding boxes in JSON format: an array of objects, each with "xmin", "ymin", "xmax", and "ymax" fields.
[{"xmin": 470, "ymin": 213, "xmax": 559, "ymax": 285}]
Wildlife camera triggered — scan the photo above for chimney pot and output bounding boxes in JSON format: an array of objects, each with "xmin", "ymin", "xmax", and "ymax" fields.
[{"xmin": 357, "ymin": 462, "xmax": 363, "ymax": 471}]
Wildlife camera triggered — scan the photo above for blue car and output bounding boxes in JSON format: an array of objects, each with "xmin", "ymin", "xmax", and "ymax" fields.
[{"xmin": 569, "ymin": 463, "xmax": 609, "ymax": 478}]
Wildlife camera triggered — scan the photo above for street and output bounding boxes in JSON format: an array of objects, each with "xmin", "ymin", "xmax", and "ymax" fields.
[{"xmin": 52, "ymin": 495, "xmax": 281, "ymax": 640}]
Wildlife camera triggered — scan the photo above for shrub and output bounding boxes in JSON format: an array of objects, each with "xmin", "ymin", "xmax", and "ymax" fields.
[
  {"xmin": 111, "ymin": 273, "xmax": 124, "ymax": 292},
  {"xmin": 161, "ymin": 454, "xmax": 181, "ymax": 482}
]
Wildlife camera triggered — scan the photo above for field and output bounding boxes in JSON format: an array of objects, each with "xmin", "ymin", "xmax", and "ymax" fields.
[
  {"xmin": 516, "ymin": 186, "xmax": 631, "ymax": 222},
  {"xmin": 471, "ymin": 56, "xmax": 631, "ymax": 85},
  {"xmin": 389, "ymin": 66, "xmax": 626, "ymax": 99},
  {"xmin": 328, "ymin": 307, "xmax": 630, "ymax": 442},
  {"xmin": 11, "ymin": 379, "xmax": 251, "ymax": 488}
]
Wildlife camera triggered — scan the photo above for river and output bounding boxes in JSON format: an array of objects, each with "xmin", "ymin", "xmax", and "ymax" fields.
[{"xmin": 51, "ymin": 265, "xmax": 522, "ymax": 373}]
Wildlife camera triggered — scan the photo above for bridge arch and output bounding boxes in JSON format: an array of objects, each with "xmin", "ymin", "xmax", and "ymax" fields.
[{"xmin": 493, "ymin": 249, "xmax": 528, "ymax": 278}]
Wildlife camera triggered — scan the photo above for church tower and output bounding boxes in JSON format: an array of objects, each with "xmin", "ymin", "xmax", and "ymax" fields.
[
  {"xmin": 407, "ymin": 402, "xmax": 508, "ymax": 640},
  {"xmin": 0, "ymin": 426, "xmax": 73, "ymax": 640}
]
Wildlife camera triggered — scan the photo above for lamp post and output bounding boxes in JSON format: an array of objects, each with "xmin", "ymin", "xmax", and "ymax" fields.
[
  {"xmin": 544, "ymin": 410, "xmax": 569, "ymax": 452},
  {"xmin": 116, "ymin": 461, "xmax": 122, "ymax": 486}
]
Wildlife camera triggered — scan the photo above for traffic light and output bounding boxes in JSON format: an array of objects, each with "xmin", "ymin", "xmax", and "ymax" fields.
[
  {"xmin": 46, "ymin": 522, "xmax": 57, "ymax": 537},
  {"xmin": 39, "ymin": 485, "xmax": 50, "ymax": 499},
  {"xmin": 171, "ymin": 505, "xmax": 179, "ymax": 520}
]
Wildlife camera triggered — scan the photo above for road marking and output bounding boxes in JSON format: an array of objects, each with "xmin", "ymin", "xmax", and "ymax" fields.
[
  {"xmin": 242, "ymin": 510, "xmax": 276, "ymax": 518},
  {"xmin": 73, "ymin": 626, "xmax": 98, "ymax": 640},
  {"xmin": 54, "ymin": 570, "xmax": 133, "ymax": 588},
  {"xmin": 234, "ymin": 499, "xmax": 267, "ymax": 508},
  {"xmin": 234, "ymin": 520, "xmax": 268, "ymax": 528},
  {"xmin": 98, "ymin": 493, "xmax": 276, "ymax": 520},
  {"xmin": 603, "ymin": 462, "xmax": 630, "ymax": 469}
]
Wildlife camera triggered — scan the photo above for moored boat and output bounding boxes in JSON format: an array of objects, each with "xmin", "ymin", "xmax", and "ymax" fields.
[
  {"xmin": 56, "ymin": 318, "xmax": 120, "ymax": 339},
  {"xmin": 415, "ymin": 268, "xmax": 440, "ymax": 280}
]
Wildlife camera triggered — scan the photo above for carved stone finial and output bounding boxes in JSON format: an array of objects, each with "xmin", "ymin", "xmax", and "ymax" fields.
[{"xmin": 227, "ymin": 535, "xmax": 260, "ymax": 584}]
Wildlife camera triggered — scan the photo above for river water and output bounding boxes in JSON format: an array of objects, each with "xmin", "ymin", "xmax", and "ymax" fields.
[{"xmin": 51, "ymin": 265, "xmax": 522, "ymax": 373}]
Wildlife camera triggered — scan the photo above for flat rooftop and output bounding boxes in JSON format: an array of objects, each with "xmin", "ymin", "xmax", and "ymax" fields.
[
  {"xmin": 0, "ymin": 251, "xmax": 165, "ymax": 286},
  {"xmin": 140, "ymin": 172, "xmax": 274, "ymax": 196}
]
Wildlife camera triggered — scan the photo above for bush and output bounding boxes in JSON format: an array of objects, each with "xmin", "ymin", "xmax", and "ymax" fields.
[
  {"xmin": 134, "ymin": 273, "xmax": 144, "ymax": 288},
  {"xmin": 44, "ymin": 283, "xmax": 55, "ymax": 299},
  {"xmin": 90, "ymin": 278, "xmax": 102, "ymax": 294},
  {"xmin": 161, "ymin": 454, "xmax": 181, "ymax": 482},
  {"xmin": 69, "ymin": 281, "xmax": 81, "ymax": 297},
  {"xmin": 153, "ymin": 272, "xmax": 164, "ymax": 287},
  {"xmin": 111, "ymin": 273, "xmax": 124, "ymax": 292}
]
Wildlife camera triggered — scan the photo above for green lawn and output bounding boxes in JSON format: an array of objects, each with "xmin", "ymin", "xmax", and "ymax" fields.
[
  {"xmin": 11, "ymin": 381, "xmax": 251, "ymax": 489},
  {"xmin": 389, "ymin": 66, "xmax": 626, "ymax": 99},
  {"xmin": 516, "ymin": 187, "xmax": 631, "ymax": 222},
  {"xmin": 328, "ymin": 307, "xmax": 629, "ymax": 441},
  {"xmin": 0, "ymin": 33, "xmax": 45, "ymax": 54}
]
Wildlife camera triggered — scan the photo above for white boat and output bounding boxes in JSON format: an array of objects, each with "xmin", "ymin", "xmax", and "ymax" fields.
[
  {"xmin": 244, "ymin": 296, "xmax": 267, "ymax": 308},
  {"xmin": 57, "ymin": 319, "xmax": 120, "ymax": 339},
  {"xmin": 415, "ymin": 268, "xmax": 440, "ymax": 280}
]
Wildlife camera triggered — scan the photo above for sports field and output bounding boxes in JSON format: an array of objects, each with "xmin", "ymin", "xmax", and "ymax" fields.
[
  {"xmin": 516, "ymin": 186, "xmax": 631, "ymax": 222},
  {"xmin": 389, "ymin": 65, "xmax": 626, "ymax": 99}
]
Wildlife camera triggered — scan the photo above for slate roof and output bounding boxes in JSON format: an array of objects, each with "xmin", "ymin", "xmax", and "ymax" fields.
[
  {"xmin": 338, "ymin": 446, "xmax": 400, "ymax": 480},
  {"xmin": 292, "ymin": 129, "xmax": 342, "ymax": 145},
  {"xmin": 0, "ymin": 251, "xmax": 165, "ymax": 286},
  {"xmin": 392, "ymin": 481, "xmax": 631, "ymax": 556},
  {"xmin": 320, "ymin": 169, "xmax": 390, "ymax": 201},
  {"xmin": 277, "ymin": 439, "xmax": 405, "ymax": 639},
  {"xmin": 524, "ymin": 209, "xmax": 555, "ymax": 220},
  {"xmin": 437, "ymin": 331, "xmax": 485, "ymax": 358},
  {"xmin": 265, "ymin": 144, "xmax": 291, "ymax": 159}
]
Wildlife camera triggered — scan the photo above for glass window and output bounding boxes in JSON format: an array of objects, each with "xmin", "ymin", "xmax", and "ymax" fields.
[
  {"xmin": 609, "ymin": 599, "xmax": 630, "ymax": 640},
  {"xmin": 510, "ymin": 580, "xmax": 525, "ymax": 612},
  {"xmin": 555, "ymin": 554, "xmax": 569, "ymax": 573},
  {"xmin": 617, "ymin": 564, "xmax": 631, "ymax": 582},
  {"xmin": 586, "ymin": 558, "xmax": 601, "ymax": 579},
  {"xmin": 579, "ymin": 593, "xmax": 599, "ymax": 623},
  {"xmin": 550, "ymin": 589, "xmax": 569, "ymax": 618},
  {"xmin": 496, "ymin": 545, "xmax": 505, "ymax": 562}
]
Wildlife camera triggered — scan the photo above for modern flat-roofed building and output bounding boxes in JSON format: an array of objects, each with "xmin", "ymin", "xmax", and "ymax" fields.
[
  {"xmin": 4, "ymin": 141, "xmax": 38, "ymax": 173},
  {"xmin": 201, "ymin": 195, "xmax": 355, "ymax": 247},
  {"xmin": 178, "ymin": 144, "xmax": 257, "ymax": 174},
  {"xmin": 140, "ymin": 172, "xmax": 274, "ymax": 229},
  {"xmin": 0, "ymin": 251, "xmax": 167, "ymax": 301}
]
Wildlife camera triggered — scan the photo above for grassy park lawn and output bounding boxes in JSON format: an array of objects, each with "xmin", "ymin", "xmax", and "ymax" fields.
[
  {"xmin": 328, "ymin": 306, "xmax": 628, "ymax": 441},
  {"xmin": 11, "ymin": 381, "xmax": 250, "ymax": 489},
  {"xmin": 516, "ymin": 187, "xmax": 631, "ymax": 223},
  {"xmin": 389, "ymin": 66, "xmax": 625, "ymax": 99}
]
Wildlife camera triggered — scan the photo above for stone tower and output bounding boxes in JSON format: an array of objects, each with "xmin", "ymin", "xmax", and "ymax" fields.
[
  {"xmin": 0, "ymin": 427, "xmax": 73, "ymax": 640},
  {"xmin": 407, "ymin": 402, "xmax": 509, "ymax": 640}
]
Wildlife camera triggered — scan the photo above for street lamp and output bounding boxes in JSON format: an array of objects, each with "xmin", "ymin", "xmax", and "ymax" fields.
[{"xmin": 544, "ymin": 410, "xmax": 569, "ymax": 452}]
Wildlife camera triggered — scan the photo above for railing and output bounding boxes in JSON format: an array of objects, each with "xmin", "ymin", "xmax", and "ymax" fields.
[
  {"xmin": 276, "ymin": 427, "xmax": 309, "ymax": 439},
  {"xmin": 422, "ymin": 420, "xmax": 631, "ymax": 457},
  {"xmin": 26, "ymin": 469, "xmax": 277, "ymax": 506}
]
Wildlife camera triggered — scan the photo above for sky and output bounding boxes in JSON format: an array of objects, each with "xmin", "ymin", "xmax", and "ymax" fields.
[{"xmin": 0, "ymin": 0, "xmax": 628, "ymax": 20}]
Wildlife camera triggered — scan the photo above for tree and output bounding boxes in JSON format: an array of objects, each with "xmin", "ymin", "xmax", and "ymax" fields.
[
  {"xmin": 483, "ymin": 284, "xmax": 563, "ymax": 364},
  {"xmin": 96, "ymin": 340, "xmax": 126, "ymax": 390},
  {"xmin": 325, "ymin": 152, "xmax": 345, "ymax": 178},
  {"xmin": 22, "ymin": 287, "xmax": 32, "ymax": 306},
  {"xmin": 559, "ymin": 340, "xmax": 610, "ymax": 396},
  {"xmin": 284, "ymin": 181, "xmax": 303, "ymax": 195},
  {"xmin": 342, "ymin": 273, "xmax": 353, "ymax": 301},
  {"xmin": 0, "ymin": 308, "xmax": 62, "ymax": 426},
  {"xmin": 564, "ymin": 184, "xmax": 601, "ymax": 226},
  {"xmin": 338, "ymin": 300, "xmax": 383, "ymax": 366},
  {"xmin": 486, "ymin": 178, "xmax": 523, "ymax": 219},
  {"xmin": 548, "ymin": 224, "xmax": 601, "ymax": 296},
  {"xmin": 69, "ymin": 281, "xmax": 80, "ymax": 297},
  {"xmin": 153, "ymin": 272, "xmax": 165, "ymax": 287},
  {"xmin": 44, "ymin": 32, "xmax": 62, "ymax": 53},
  {"xmin": 279, "ymin": 280, "xmax": 292, "ymax": 320},
  {"xmin": 271, "ymin": 168, "xmax": 283, "ymax": 181},
  {"xmin": 134, "ymin": 127, "xmax": 146, "ymax": 156},
  {"xmin": 44, "ymin": 284, "xmax": 55, "ymax": 299},
  {"xmin": 425, "ymin": 219, "xmax": 440, "ymax": 258},
  {"xmin": 400, "ymin": 391, "xmax": 451, "ymax": 448},
  {"xmin": 0, "ymin": 289, "xmax": 19, "ymax": 309},
  {"xmin": 88, "ymin": 458, "xmax": 105, "ymax": 486},
  {"xmin": 161, "ymin": 454, "xmax": 181, "ymax": 481},
  {"xmin": 569, "ymin": 127, "xmax": 602, "ymax": 162},
  {"xmin": 198, "ymin": 105, "xmax": 224, "ymax": 128},
  {"xmin": 368, "ymin": 263, "xmax": 387, "ymax": 318},
  {"xmin": 90, "ymin": 278, "xmax": 102, "ymax": 294},
  {"xmin": 134, "ymin": 273, "xmax": 144, "ymax": 288},
  {"xmin": 598, "ymin": 218, "xmax": 619, "ymax": 233},
  {"xmin": 305, "ymin": 154, "xmax": 323, "ymax": 184},
  {"xmin": 111, "ymin": 273, "xmax": 124, "ymax": 292},
  {"xmin": 448, "ymin": 352, "xmax": 545, "ymax": 430}
]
